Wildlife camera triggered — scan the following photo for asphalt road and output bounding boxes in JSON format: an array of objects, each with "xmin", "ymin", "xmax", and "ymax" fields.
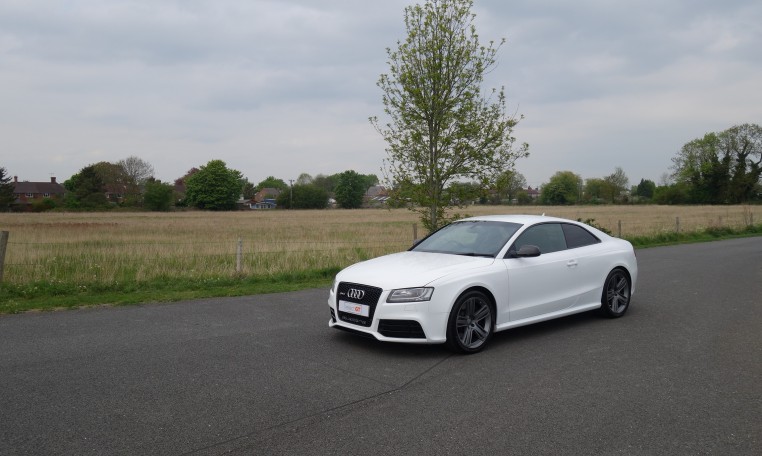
[{"xmin": 1, "ymin": 238, "xmax": 760, "ymax": 455}]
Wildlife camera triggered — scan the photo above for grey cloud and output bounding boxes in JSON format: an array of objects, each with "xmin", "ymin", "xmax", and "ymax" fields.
[{"xmin": 1, "ymin": 0, "xmax": 761, "ymax": 187}]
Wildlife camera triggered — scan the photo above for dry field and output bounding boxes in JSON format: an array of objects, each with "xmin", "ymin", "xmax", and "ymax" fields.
[{"xmin": 0, "ymin": 205, "xmax": 759, "ymax": 286}]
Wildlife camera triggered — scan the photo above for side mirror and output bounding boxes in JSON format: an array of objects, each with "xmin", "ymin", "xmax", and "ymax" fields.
[{"xmin": 516, "ymin": 245, "xmax": 541, "ymax": 258}]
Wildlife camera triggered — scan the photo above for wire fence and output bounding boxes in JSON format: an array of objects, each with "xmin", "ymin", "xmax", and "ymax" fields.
[{"xmin": 0, "ymin": 237, "xmax": 414, "ymax": 285}]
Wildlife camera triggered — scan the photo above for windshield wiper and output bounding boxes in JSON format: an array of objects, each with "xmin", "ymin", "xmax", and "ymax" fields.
[{"xmin": 456, "ymin": 252, "xmax": 494, "ymax": 258}]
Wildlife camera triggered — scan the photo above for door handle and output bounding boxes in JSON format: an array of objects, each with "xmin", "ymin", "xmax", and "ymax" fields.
[{"xmin": 566, "ymin": 260, "xmax": 578, "ymax": 268}]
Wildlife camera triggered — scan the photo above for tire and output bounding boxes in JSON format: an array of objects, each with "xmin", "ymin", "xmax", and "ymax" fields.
[
  {"xmin": 600, "ymin": 268, "xmax": 631, "ymax": 318},
  {"xmin": 446, "ymin": 290, "xmax": 494, "ymax": 354}
]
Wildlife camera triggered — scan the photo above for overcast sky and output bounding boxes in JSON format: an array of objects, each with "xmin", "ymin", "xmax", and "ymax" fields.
[{"xmin": 2, "ymin": 0, "xmax": 761, "ymax": 188}]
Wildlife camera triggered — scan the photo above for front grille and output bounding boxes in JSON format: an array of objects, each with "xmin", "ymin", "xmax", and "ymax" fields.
[
  {"xmin": 336, "ymin": 282, "xmax": 382, "ymax": 327},
  {"xmin": 378, "ymin": 320, "xmax": 426, "ymax": 339}
]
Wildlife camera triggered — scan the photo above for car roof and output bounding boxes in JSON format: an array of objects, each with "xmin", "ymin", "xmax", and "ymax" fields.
[{"xmin": 457, "ymin": 214, "xmax": 576, "ymax": 225}]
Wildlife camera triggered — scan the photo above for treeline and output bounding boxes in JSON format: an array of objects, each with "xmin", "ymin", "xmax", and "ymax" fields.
[
  {"xmin": 455, "ymin": 123, "xmax": 761, "ymax": 206},
  {"xmin": 658, "ymin": 124, "xmax": 762, "ymax": 204},
  {"xmin": 1, "ymin": 123, "xmax": 759, "ymax": 212},
  {"xmin": 244, "ymin": 171, "xmax": 379, "ymax": 209},
  {"xmin": 0, "ymin": 157, "xmax": 380, "ymax": 212}
]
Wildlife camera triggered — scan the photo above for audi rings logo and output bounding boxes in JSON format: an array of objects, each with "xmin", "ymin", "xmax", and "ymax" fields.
[{"xmin": 347, "ymin": 288, "xmax": 365, "ymax": 300}]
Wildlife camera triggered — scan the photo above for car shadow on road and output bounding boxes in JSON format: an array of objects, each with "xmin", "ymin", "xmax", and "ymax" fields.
[
  {"xmin": 487, "ymin": 308, "xmax": 630, "ymax": 353},
  {"xmin": 324, "ymin": 306, "xmax": 637, "ymax": 358},
  {"xmin": 327, "ymin": 329, "xmax": 451, "ymax": 357}
]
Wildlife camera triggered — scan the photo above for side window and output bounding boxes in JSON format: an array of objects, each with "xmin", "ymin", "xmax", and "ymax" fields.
[
  {"xmin": 562, "ymin": 223, "xmax": 601, "ymax": 249},
  {"xmin": 511, "ymin": 223, "xmax": 567, "ymax": 254}
]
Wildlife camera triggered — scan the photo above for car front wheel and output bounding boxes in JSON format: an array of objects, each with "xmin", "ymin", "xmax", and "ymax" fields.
[
  {"xmin": 600, "ymin": 268, "xmax": 631, "ymax": 318},
  {"xmin": 446, "ymin": 290, "xmax": 494, "ymax": 354}
]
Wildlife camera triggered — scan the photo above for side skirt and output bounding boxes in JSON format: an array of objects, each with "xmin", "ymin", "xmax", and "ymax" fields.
[{"xmin": 495, "ymin": 303, "xmax": 601, "ymax": 332}]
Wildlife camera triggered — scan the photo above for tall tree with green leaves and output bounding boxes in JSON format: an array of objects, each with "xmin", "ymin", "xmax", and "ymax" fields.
[
  {"xmin": 64, "ymin": 165, "xmax": 110, "ymax": 209},
  {"xmin": 583, "ymin": 178, "xmax": 607, "ymax": 203},
  {"xmin": 312, "ymin": 174, "xmax": 337, "ymax": 194},
  {"xmin": 296, "ymin": 173, "xmax": 313, "ymax": 186},
  {"xmin": 360, "ymin": 173, "xmax": 379, "ymax": 190},
  {"xmin": 334, "ymin": 170, "xmax": 368, "ymax": 208},
  {"xmin": 92, "ymin": 161, "xmax": 133, "ymax": 204},
  {"xmin": 0, "ymin": 167, "xmax": 15, "ymax": 211},
  {"xmin": 372, "ymin": 0, "xmax": 528, "ymax": 231},
  {"xmin": 722, "ymin": 124, "xmax": 762, "ymax": 202},
  {"xmin": 540, "ymin": 171, "xmax": 582, "ymax": 205},
  {"xmin": 492, "ymin": 170, "xmax": 527, "ymax": 204},
  {"xmin": 241, "ymin": 179, "xmax": 257, "ymax": 200},
  {"xmin": 447, "ymin": 181, "xmax": 483, "ymax": 204},
  {"xmin": 143, "ymin": 179, "xmax": 174, "ymax": 211},
  {"xmin": 276, "ymin": 184, "xmax": 328, "ymax": 209},
  {"xmin": 635, "ymin": 178, "xmax": 656, "ymax": 199},
  {"xmin": 185, "ymin": 160, "xmax": 243, "ymax": 210},
  {"xmin": 255, "ymin": 176, "xmax": 289, "ymax": 193},
  {"xmin": 671, "ymin": 124, "xmax": 762, "ymax": 203},
  {"xmin": 602, "ymin": 167, "xmax": 629, "ymax": 203}
]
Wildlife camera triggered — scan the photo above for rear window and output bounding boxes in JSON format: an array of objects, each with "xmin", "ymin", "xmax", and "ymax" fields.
[{"xmin": 562, "ymin": 223, "xmax": 601, "ymax": 249}]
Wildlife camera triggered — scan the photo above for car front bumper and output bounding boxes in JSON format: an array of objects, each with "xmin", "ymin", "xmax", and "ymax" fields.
[{"xmin": 327, "ymin": 285, "xmax": 449, "ymax": 344}]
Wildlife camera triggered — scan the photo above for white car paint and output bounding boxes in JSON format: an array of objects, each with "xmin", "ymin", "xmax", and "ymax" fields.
[{"xmin": 337, "ymin": 251, "xmax": 495, "ymax": 291}]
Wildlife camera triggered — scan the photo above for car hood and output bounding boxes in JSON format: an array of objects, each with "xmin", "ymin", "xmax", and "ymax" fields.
[{"xmin": 337, "ymin": 251, "xmax": 495, "ymax": 290}]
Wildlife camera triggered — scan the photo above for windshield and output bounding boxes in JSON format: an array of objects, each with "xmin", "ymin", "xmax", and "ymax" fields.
[{"xmin": 411, "ymin": 221, "xmax": 522, "ymax": 257}]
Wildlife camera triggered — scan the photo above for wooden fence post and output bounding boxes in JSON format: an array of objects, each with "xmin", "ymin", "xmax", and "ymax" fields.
[
  {"xmin": 618, "ymin": 220, "xmax": 622, "ymax": 238},
  {"xmin": 412, "ymin": 224, "xmax": 418, "ymax": 243},
  {"xmin": 676, "ymin": 217, "xmax": 680, "ymax": 235},
  {"xmin": 236, "ymin": 238, "xmax": 242, "ymax": 274},
  {"xmin": 0, "ymin": 231, "xmax": 8, "ymax": 284}
]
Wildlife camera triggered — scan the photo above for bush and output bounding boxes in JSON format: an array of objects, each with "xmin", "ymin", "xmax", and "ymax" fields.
[
  {"xmin": 578, "ymin": 218, "xmax": 612, "ymax": 235},
  {"xmin": 276, "ymin": 184, "xmax": 328, "ymax": 209},
  {"xmin": 144, "ymin": 180, "xmax": 174, "ymax": 211},
  {"xmin": 31, "ymin": 198, "xmax": 58, "ymax": 212}
]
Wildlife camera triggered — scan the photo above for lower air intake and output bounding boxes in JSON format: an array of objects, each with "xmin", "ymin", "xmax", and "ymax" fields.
[{"xmin": 378, "ymin": 320, "xmax": 426, "ymax": 339}]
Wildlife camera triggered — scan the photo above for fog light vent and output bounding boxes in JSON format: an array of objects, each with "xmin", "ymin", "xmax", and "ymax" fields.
[{"xmin": 378, "ymin": 320, "xmax": 426, "ymax": 339}]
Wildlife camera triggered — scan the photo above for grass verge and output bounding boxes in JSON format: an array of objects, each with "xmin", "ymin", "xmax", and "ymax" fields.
[
  {"xmin": 627, "ymin": 223, "xmax": 762, "ymax": 248},
  {"xmin": 1, "ymin": 224, "xmax": 760, "ymax": 315},
  {"xmin": 0, "ymin": 269, "xmax": 338, "ymax": 314}
]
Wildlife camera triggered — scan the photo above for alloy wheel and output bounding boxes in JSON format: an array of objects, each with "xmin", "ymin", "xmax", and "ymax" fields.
[{"xmin": 454, "ymin": 296, "xmax": 493, "ymax": 349}]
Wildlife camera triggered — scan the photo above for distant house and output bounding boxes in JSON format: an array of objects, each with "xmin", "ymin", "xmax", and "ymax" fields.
[
  {"xmin": 250, "ymin": 198, "xmax": 277, "ymax": 210},
  {"xmin": 12, "ymin": 176, "xmax": 66, "ymax": 205},
  {"xmin": 248, "ymin": 188, "xmax": 281, "ymax": 209},
  {"xmin": 254, "ymin": 188, "xmax": 282, "ymax": 203},
  {"xmin": 364, "ymin": 185, "xmax": 389, "ymax": 207},
  {"xmin": 525, "ymin": 186, "xmax": 541, "ymax": 200}
]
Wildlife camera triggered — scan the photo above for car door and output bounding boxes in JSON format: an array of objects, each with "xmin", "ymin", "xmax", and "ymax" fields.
[
  {"xmin": 502, "ymin": 223, "xmax": 580, "ymax": 321},
  {"xmin": 559, "ymin": 223, "xmax": 607, "ymax": 307}
]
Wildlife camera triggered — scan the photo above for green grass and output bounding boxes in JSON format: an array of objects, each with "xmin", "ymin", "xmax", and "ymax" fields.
[
  {"xmin": 627, "ymin": 222, "xmax": 762, "ymax": 248},
  {"xmin": 0, "ymin": 269, "xmax": 338, "ymax": 314},
  {"xmin": 1, "ymin": 224, "xmax": 760, "ymax": 315}
]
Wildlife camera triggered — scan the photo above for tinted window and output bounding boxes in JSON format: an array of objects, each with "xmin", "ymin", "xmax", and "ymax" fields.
[
  {"xmin": 562, "ymin": 223, "xmax": 601, "ymax": 248},
  {"xmin": 511, "ymin": 223, "xmax": 567, "ymax": 254}
]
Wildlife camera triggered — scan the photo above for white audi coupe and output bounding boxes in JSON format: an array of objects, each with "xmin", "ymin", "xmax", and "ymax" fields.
[{"xmin": 328, "ymin": 215, "xmax": 638, "ymax": 353}]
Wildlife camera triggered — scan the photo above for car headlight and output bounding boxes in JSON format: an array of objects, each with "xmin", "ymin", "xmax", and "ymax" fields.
[{"xmin": 386, "ymin": 287, "xmax": 434, "ymax": 303}]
